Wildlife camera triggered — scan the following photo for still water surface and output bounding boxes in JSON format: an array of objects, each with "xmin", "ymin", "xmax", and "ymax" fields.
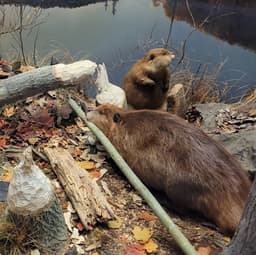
[{"xmin": 1, "ymin": 0, "xmax": 256, "ymax": 101}]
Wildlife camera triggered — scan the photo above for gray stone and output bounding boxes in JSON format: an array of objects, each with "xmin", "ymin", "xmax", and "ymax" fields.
[{"xmin": 212, "ymin": 130, "xmax": 256, "ymax": 172}]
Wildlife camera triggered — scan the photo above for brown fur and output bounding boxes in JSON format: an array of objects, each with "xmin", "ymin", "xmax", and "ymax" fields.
[
  {"xmin": 87, "ymin": 104, "xmax": 251, "ymax": 235},
  {"xmin": 123, "ymin": 48, "xmax": 174, "ymax": 110}
]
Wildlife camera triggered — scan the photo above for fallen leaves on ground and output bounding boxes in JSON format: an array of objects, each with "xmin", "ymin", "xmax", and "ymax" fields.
[
  {"xmin": 125, "ymin": 243, "xmax": 146, "ymax": 255},
  {"xmin": 140, "ymin": 211, "xmax": 157, "ymax": 222},
  {"xmin": 144, "ymin": 239, "xmax": 158, "ymax": 253},
  {"xmin": 3, "ymin": 106, "xmax": 15, "ymax": 117},
  {"xmin": 77, "ymin": 160, "xmax": 96, "ymax": 170},
  {"xmin": 107, "ymin": 218, "xmax": 123, "ymax": 229},
  {"xmin": 132, "ymin": 226, "xmax": 153, "ymax": 244},
  {"xmin": 198, "ymin": 246, "xmax": 212, "ymax": 255}
]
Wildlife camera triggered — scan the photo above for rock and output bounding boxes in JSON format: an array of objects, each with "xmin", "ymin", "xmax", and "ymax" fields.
[
  {"xmin": 196, "ymin": 102, "xmax": 256, "ymax": 172},
  {"xmin": 212, "ymin": 130, "xmax": 256, "ymax": 172},
  {"xmin": 195, "ymin": 103, "xmax": 229, "ymax": 131}
]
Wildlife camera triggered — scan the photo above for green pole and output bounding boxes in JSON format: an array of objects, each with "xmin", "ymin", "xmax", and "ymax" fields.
[{"xmin": 69, "ymin": 98, "xmax": 198, "ymax": 255}]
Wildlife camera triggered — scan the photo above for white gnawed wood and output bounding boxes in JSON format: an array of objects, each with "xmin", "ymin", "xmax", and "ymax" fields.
[
  {"xmin": 44, "ymin": 147, "xmax": 115, "ymax": 230},
  {"xmin": 95, "ymin": 63, "xmax": 127, "ymax": 108},
  {"xmin": 7, "ymin": 147, "xmax": 68, "ymax": 255},
  {"xmin": 0, "ymin": 60, "xmax": 97, "ymax": 107}
]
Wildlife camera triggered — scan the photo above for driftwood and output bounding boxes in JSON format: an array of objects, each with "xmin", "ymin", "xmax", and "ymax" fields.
[
  {"xmin": 44, "ymin": 147, "xmax": 115, "ymax": 230},
  {"xmin": 7, "ymin": 147, "xmax": 68, "ymax": 255},
  {"xmin": 0, "ymin": 60, "xmax": 97, "ymax": 107}
]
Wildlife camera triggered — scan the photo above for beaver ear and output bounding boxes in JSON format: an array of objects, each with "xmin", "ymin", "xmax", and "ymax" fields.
[{"xmin": 113, "ymin": 113, "xmax": 121, "ymax": 123}]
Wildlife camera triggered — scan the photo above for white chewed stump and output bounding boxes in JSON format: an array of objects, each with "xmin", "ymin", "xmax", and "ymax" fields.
[
  {"xmin": 7, "ymin": 147, "xmax": 68, "ymax": 254},
  {"xmin": 95, "ymin": 63, "xmax": 127, "ymax": 108}
]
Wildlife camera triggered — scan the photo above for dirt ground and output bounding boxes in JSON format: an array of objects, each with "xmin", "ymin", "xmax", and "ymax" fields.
[{"xmin": 0, "ymin": 89, "xmax": 230, "ymax": 255}]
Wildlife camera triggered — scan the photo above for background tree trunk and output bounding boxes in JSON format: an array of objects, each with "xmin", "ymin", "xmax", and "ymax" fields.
[{"xmin": 222, "ymin": 178, "xmax": 256, "ymax": 255}]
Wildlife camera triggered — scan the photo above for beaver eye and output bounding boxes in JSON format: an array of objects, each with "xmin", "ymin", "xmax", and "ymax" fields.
[
  {"xmin": 150, "ymin": 54, "xmax": 155, "ymax": 60},
  {"xmin": 113, "ymin": 113, "xmax": 121, "ymax": 123},
  {"xmin": 99, "ymin": 111, "xmax": 104, "ymax": 115}
]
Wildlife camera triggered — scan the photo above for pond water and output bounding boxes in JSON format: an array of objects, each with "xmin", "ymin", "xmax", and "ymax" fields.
[{"xmin": 0, "ymin": 0, "xmax": 256, "ymax": 101}]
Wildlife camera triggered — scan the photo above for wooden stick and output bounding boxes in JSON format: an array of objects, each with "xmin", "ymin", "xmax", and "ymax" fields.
[{"xmin": 69, "ymin": 98, "xmax": 198, "ymax": 255}]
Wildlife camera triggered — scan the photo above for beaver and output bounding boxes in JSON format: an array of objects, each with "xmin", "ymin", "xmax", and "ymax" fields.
[
  {"xmin": 87, "ymin": 104, "xmax": 251, "ymax": 235},
  {"xmin": 123, "ymin": 48, "xmax": 175, "ymax": 110}
]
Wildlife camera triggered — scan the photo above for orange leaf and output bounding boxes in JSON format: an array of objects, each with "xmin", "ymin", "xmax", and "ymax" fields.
[
  {"xmin": 1, "ymin": 168, "xmax": 13, "ymax": 182},
  {"xmin": 0, "ymin": 119, "xmax": 7, "ymax": 128},
  {"xmin": 76, "ymin": 222, "xmax": 85, "ymax": 232},
  {"xmin": 3, "ymin": 106, "xmax": 15, "ymax": 117},
  {"xmin": 71, "ymin": 148, "xmax": 82, "ymax": 158},
  {"xmin": 140, "ymin": 211, "xmax": 157, "ymax": 222},
  {"xmin": 90, "ymin": 170, "xmax": 101, "ymax": 179},
  {"xmin": 198, "ymin": 247, "xmax": 212, "ymax": 255},
  {"xmin": 0, "ymin": 137, "xmax": 7, "ymax": 147},
  {"xmin": 125, "ymin": 243, "xmax": 146, "ymax": 255}
]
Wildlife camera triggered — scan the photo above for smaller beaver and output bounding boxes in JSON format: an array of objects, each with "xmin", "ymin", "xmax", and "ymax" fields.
[
  {"xmin": 87, "ymin": 104, "xmax": 251, "ymax": 235},
  {"xmin": 123, "ymin": 48, "xmax": 175, "ymax": 110}
]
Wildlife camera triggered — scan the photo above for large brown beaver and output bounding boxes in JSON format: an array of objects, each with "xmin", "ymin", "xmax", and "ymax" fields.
[
  {"xmin": 87, "ymin": 104, "xmax": 251, "ymax": 235},
  {"xmin": 123, "ymin": 48, "xmax": 175, "ymax": 110}
]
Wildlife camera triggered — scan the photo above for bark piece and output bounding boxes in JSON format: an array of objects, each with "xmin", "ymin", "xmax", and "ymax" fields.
[
  {"xmin": 44, "ymin": 147, "xmax": 115, "ymax": 229},
  {"xmin": 7, "ymin": 147, "xmax": 68, "ymax": 255},
  {"xmin": 0, "ymin": 60, "xmax": 97, "ymax": 107}
]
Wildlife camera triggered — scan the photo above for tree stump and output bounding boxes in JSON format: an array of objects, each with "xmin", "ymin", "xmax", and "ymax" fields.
[{"xmin": 7, "ymin": 147, "xmax": 68, "ymax": 255}]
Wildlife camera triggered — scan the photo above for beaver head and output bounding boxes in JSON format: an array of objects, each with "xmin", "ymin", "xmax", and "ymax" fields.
[
  {"xmin": 143, "ymin": 48, "xmax": 175, "ymax": 74},
  {"xmin": 87, "ymin": 104, "xmax": 124, "ymax": 136}
]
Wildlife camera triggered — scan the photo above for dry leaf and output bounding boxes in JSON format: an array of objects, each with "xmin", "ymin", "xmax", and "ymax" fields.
[
  {"xmin": 71, "ymin": 148, "xmax": 82, "ymax": 158},
  {"xmin": 76, "ymin": 222, "xmax": 85, "ymax": 232},
  {"xmin": 223, "ymin": 236, "xmax": 231, "ymax": 242},
  {"xmin": 77, "ymin": 160, "xmax": 96, "ymax": 170},
  {"xmin": 1, "ymin": 167, "xmax": 13, "ymax": 182},
  {"xmin": 92, "ymin": 253, "xmax": 100, "ymax": 255},
  {"xmin": 107, "ymin": 218, "xmax": 123, "ymax": 229},
  {"xmin": 144, "ymin": 239, "xmax": 158, "ymax": 253},
  {"xmin": 0, "ymin": 137, "xmax": 7, "ymax": 147},
  {"xmin": 198, "ymin": 246, "xmax": 212, "ymax": 255},
  {"xmin": 3, "ymin": 106, "xmax": 15, "ymax": 117},
  {"xmin": 132, "ymin": 226, "xmax": 152, "ymax": 244},
  {"xmin": 90, "ymin": 170, "xmax": 101, "ymax": 179},
  {"xmin": 0, "ymin": 119, "xmax": 7, "ymax": 128},
  {"xmin": 140, "ymin": 211, "xmax": 157, "ymax": 222},
  {"xmin": 28, "ymin": 137, "xmax": 39, "ymax": 145},
  {"xmin": 125, "ymin": 243, "xmax": 146, "ymax": 255}
]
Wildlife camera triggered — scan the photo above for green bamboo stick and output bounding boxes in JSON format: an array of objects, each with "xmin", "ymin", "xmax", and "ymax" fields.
[{"xmin": 69, "ymin": 98, "xmax": 198, "ymax": 255}]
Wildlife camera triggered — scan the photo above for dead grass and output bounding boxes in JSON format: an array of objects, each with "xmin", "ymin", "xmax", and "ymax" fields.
[
  {"xmin": 0, "ymin": 203, "xmax": 32, "ymax": 255},
  {"xmin": 171, "ymin": 61, "xmax": 227, "ymax": 106}
]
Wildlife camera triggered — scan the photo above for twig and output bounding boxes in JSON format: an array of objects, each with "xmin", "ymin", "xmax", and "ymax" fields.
[{"xmin": 69, "ymin": 98, "xmax": 198, "ymax": 255}]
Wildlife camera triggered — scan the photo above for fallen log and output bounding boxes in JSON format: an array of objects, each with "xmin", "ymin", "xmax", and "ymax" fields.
[
  {"xmin": 0, "ymin": 60, "xmax": 97, "ymax": 107},
  {"xmin": 44, "ymin": 147, "xmax": 115, "ymax": 230},
  {"xmin": 6, "ymin": 147, "xmax": 68, "ymax": 255}
]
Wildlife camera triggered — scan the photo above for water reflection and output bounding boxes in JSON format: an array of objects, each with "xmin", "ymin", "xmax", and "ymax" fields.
[
  {"xmin": 0, "ymin": 0, "xmax": 255, "ymax": 100},
  {"xmin": 0, "ymin": 0, "xmax": 117, "ymax": 9},
  {"xmin": 154, "ymin": 0, "xmax": 256, "ymax": 52}
]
